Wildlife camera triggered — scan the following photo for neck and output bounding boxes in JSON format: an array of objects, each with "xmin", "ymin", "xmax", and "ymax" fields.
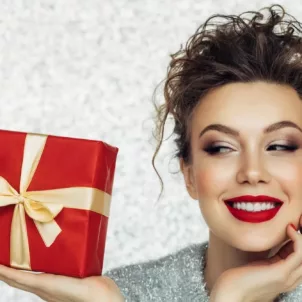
[{"xmin": 204, "ymin": 231, "xmax": 277, "ymax": 302}]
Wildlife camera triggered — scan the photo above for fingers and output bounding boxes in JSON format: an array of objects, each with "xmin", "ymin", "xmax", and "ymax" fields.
[
  {"xmin": 0, "ymin": 265, "xmax": 41, "ymax": 289},
  {"xmin": 0, "ymin": 265, "xmax": 67, "ymax": 301},
  {"xmin": 277, "ymin": 240, "xmax": 294, "ymax": 260},
  {"xmin": 0, "ymin": 264, "xmax": 89, "ymax": 302},
  {"xmin": 270, "ymin": 219, "xmax": 302, "ymax": 292},
  {"xmin": 268, "ymin": 239, "xmax": 293, "ymax": 265},
  {"xmin": 0, "ymin": 265, "xmax": 46, "ymax": 297},
  {"xmin": 287, "ymin": 264, "xmax": 302, "ymax": 291},
  {"xmin": 276, "ymin": 224, "xmax": 302, "ymax": 273},
  {"xmin": 285, "ymin": 216, "xmax": 302, "ymax": 291}
]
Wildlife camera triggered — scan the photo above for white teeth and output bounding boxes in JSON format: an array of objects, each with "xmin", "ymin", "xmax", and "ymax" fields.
[
  {"xmin": 246, "ymin": 203, "xmax": 253, "ymax": 211},
  {"xmin": 231, "ymin": 202, "xmax": 277, "ymax": 212},
  {"xmin": 254, "ymin": 203, "xmax": 262, "ymax": 211}
]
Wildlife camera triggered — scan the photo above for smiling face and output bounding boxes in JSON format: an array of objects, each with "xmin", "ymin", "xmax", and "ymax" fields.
[{"xmin": 181, "ymin": 81, "xmax": 302, "ymax": 252}]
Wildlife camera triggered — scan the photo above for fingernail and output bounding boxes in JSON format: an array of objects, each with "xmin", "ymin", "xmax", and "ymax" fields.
[{"xmin": 290, "ymin": 223, "xmax": 297, "ymax": 231}]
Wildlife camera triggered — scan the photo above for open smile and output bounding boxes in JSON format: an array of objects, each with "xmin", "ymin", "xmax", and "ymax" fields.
[{"xmin": 224, "ymin": 195, "xmax": 284, "ymax": 223}]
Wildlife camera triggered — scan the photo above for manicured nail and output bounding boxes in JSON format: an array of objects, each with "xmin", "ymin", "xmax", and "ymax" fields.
[{"xmin": 290, "ymin": 223, "xmax": 297, "ymax": 231}]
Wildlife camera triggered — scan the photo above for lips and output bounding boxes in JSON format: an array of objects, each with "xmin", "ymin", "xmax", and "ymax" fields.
[
  {"xmin": 224, "ymin": 195, "xmax": 284, "ymax": 223},
  {"xmin": 225, "ymin": 195, "xmax": 283, "ymax": 203}
]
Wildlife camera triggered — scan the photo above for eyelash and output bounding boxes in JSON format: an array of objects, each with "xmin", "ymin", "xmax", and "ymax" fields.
[{"xmin": 204, "ymin": 144, "xmax": 299, "ymax": 155}]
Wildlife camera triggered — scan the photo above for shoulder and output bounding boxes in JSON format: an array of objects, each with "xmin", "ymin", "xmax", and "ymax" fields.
[
  {"xmin": 278, "ymin": 284, "xmax": 302, "ymax": 301},
  {"xmin": 103, "ymin": 242, "xmax": 208, "ymax": 302}
]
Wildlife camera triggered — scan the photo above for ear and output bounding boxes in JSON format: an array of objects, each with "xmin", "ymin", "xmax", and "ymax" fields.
[{"xmin": 179, "ymin": 157, "xmax": 198, "ymax": 200}]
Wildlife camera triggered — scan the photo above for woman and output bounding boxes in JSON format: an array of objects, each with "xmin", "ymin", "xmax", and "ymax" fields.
[{"xmin": 1, "ymin": 4, "xmax": 302, "ymax": 302}]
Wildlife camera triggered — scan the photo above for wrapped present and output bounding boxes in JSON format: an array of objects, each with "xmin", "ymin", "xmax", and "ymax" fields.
[{"xmin": 0, "ymin": 129, "xmax": 118, "ymax": 278}]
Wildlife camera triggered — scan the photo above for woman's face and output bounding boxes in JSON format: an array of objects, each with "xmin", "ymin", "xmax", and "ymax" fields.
[{"xmin": 181, "ymin": 81, "xmax": 302, "ymax": 252}]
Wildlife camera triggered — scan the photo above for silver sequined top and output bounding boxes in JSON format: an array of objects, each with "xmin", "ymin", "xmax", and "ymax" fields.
[{"xmin": 104, "ymin": 242, "xmax": 302, "ymax": 301}]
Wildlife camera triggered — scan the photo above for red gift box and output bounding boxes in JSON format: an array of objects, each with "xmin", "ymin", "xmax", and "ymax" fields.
[{"xmin": 0, "ymin": 129, "xmax": 118, "ymax": 278}]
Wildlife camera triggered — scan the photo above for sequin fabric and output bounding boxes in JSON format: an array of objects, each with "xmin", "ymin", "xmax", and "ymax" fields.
[{"xmin": 104, "ymin": 242, "xmax": 302, "ymax": 301}]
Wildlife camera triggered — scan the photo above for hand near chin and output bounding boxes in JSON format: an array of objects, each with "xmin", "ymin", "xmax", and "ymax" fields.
[
  {"xmin": 210, "ymin": 222, "xmax": 302, "ymax": 302},
  {"xmin": 0, "ymin": 267, "xmax": 124, "ymax": 302}
]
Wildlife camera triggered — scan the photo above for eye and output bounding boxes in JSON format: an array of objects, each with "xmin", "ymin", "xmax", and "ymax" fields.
[
  {"xmin": 203, "ymin": 145, "xmax": 233, "ymax": 155},
  {"xmin": 203, "ymin": 143, "xmax": 299, "ymax": 155},
  {"xmin": 267, "ymin": 144, "xmax": 298, "ymax": 152}
]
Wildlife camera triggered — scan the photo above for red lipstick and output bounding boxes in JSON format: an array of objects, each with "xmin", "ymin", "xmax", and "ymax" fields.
[{"xmin": 224, "ymin": 195, "xmax": 283, "ymax": 223}]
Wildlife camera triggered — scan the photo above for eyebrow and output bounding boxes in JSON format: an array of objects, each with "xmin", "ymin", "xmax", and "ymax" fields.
[{"xmin": 199, "ymin": 120, "xmax": 302, "ymax": 138}]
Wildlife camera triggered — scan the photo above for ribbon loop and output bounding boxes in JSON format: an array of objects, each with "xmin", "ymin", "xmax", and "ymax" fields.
[{"xmin": 23, "ymin": 198, "xmax": 62, "ymax": 223}]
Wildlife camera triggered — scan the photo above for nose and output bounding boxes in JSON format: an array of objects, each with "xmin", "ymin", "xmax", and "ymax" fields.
[{"xmin": 236, "ymin": 150, "xmax": 271, "ymax": 185}]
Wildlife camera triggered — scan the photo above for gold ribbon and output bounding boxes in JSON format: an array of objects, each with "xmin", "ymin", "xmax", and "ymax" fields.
[{"xmin": 0, "ymin": 133, "xmax": 111, "ymax": 270}]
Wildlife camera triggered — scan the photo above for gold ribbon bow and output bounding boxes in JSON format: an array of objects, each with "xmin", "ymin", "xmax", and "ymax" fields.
[{"xmin": 0, "ymin": 134, "xmax": 111, "ymax": 270}]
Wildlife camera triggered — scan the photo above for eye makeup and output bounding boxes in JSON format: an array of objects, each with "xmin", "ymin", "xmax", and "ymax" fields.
[
  {"xmin": 202, "ymin": 142, "xmax": 299, "ymax": 156},
  {"xmin": 201, "ymin": 135, "xmax": 301, "ymax": 156},
  {"xmin": 202, "ymin": 142, "xmax": 235, "ymax": 155}
]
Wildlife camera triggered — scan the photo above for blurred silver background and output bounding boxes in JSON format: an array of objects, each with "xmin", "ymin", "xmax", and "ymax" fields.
[{"xmin": 0, "ymin": 0, "xmax": 298, "ymax": 300}]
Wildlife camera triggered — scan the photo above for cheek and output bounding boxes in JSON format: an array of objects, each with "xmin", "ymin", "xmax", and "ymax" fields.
[
  {"xmin": 271, "ymin": 160, "xmax": 302, "ymax": 199},
  {"xmin": 194, "ymin": 162, "xmax": 234, "ymax": 198}
]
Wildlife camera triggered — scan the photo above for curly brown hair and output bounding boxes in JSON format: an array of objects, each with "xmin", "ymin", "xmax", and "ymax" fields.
[{"xmin": 152, "ymin": 4, "xmax": 302, "ymax": 201}]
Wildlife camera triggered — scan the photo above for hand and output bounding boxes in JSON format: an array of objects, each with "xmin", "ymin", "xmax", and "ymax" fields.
[
  {"xmin": 0, "ymin": 266, "xmax": 124, "ymax": 302},
  {"xmin": 210, "ymin": 218, "xmax": 302, "ymax": 302}
]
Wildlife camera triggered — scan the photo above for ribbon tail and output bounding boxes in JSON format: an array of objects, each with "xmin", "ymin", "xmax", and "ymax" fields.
[
  {"xmin": 34, "ymin": 220, "xmax": 62, "ymax": 247},
  {"xmin": 10, "ymin": 204, "xmax": 31, "ymax": 270},
  {"xmin": 20, "ymin": 134, "xmax": 47, "ymax": 193}
]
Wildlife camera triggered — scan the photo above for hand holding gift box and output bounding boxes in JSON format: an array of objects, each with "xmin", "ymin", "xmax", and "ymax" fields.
[{"xmin": 0, "ymin": 129, "xmax": 118, "ymax": 278}]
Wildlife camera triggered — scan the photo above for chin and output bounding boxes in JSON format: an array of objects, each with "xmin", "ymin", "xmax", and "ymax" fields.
[{"xmin": 230, "ymin": 232, "xmax": 287, "ymax": 252}]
